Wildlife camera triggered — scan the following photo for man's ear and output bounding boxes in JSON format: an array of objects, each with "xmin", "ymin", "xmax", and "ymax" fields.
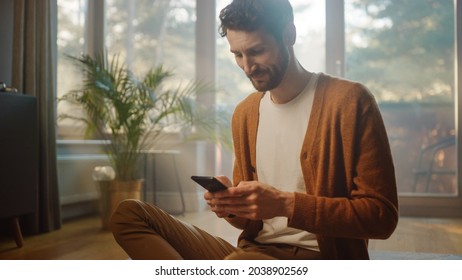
[{"xmin": 283, "ymin": 23, "xmax": 296, "ymax": 46}]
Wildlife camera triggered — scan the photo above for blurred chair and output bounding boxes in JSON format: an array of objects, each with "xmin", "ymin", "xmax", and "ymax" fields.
[{"xmin": 412, "ymin": 135, "xmax": 456, "ymax": 193}]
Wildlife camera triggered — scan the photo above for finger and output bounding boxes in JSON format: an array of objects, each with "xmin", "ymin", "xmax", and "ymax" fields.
[
  {"xmin": 215, "ymin": 175, "xmax": 232, "ymax": 188},
  {"xmin": 210, "ymin": 193, "xmax": 255, "ymax": 206},
  {"xmin": 204, "ymin": 191, "xmax": 214, "ymax": 200},
  {"xmin": 232, "ymin": 182, "xmax": 259, "ymax": 195},
  {"xmin": 210, "ymin": 196, "xmax": 251, "ymax": 206},
  {"xmin": 209, "ymin": 205, "xmax": 231, "ymax": 218},
  {"xmin": 217, "ymin": 204, "xmax": 257, "ymax": 215},
  {"xmin": 209, "ymin": 189, "xmax": 242, "ymax": 199},
  {"xmin": 210, "ymin": 185, "xmax": 253, "ymax": 198}
]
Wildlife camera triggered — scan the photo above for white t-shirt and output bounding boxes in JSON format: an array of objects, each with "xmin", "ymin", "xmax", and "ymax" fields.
[{"xmin": 255, "ymin": 73, "xmax": 319, "ymax": 251}]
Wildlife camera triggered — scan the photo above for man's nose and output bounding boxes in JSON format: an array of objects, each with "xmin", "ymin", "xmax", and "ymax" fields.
[{"xmin": 242, "ymin": 56, "xmax": 255, "ymax": 75}]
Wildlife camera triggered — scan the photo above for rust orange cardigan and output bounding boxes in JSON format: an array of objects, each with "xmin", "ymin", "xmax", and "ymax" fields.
[{"xmin": 230, "ymin": 73, "xmax": 399, "ymax": 259}]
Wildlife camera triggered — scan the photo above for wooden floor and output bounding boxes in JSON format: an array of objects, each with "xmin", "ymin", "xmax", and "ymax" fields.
[
  {"xmin": 0, "ymin": 215, "xmax": 128, "ymax": 260},
  {"xmin": 1, "ymin": 211, "xmax": 462, "ymax": 260}
]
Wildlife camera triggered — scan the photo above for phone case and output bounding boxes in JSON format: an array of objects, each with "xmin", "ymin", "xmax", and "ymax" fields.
[{"xmin": 190, "ymin": 176, "xmax": 227, "ymax": 192}]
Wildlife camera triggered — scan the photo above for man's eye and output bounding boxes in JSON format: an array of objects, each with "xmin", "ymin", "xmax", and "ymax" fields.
[{"xmin": 249, "ymin": 49, "xmax": 264, "ymax": 56}]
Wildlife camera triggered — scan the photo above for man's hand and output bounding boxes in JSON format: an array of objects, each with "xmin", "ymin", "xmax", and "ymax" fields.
[
  {"xmin": 204, "ymin": 176, "xmax": 234, "ymax": 218},
  {"xmin": 204, "ymin": 177, "xmax": 295, "ymax": 220}
]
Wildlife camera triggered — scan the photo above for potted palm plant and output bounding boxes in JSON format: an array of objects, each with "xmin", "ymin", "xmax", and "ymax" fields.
[{"xmin": 60, "ymin": 53, "xmax": 229, "ymax": 228}]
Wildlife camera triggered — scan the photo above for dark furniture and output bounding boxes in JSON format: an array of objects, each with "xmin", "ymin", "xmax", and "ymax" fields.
[{"xmin": 0, "ymin": 92, "xmax": 38, "ymax": 248}]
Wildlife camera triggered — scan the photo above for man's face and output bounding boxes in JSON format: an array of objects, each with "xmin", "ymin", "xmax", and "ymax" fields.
[{"xmin": 226, "ymin": 28, "xmax": 289, "ymax": 92}]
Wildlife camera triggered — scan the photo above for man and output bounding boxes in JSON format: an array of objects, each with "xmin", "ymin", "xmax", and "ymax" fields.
[{"xmin": 110, "ymin": 0, "xmax": 398, "ymax": 260}]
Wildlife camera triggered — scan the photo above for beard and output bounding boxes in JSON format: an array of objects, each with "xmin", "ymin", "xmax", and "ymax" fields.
[{"xmin": 247, "ymin": 45, "xmax": 289, "ymax": 92}]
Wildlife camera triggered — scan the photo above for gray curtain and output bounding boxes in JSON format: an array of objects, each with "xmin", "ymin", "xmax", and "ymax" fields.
[{"xmin": 11, "ymin": 0, "xmax": 61, "ymax": 233}]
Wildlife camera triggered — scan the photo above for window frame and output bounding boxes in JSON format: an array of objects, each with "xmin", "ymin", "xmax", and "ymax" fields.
[{"xmin": 58, "ymin": 0, "xmax": 462, "ymax": 217}]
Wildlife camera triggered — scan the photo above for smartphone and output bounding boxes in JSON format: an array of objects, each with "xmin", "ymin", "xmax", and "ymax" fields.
[{"xmin": 191, "ymin": 176, "xmax": 228, "ymax": 192}]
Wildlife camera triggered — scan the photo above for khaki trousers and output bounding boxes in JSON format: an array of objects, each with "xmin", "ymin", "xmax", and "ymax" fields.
[{"xmin": 110, "ymin": 199, "xmax": 322, "ymax": 260}]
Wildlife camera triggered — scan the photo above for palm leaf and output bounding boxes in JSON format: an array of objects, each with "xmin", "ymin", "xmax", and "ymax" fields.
[{"xmin": 60, "ymin": 52, "xmax": 231, "ymax": 181}]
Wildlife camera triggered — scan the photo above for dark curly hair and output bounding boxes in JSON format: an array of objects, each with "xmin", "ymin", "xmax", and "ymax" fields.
[{"xmin": 218, "ymin": 0, "xmax": 294, "ymax": 43}]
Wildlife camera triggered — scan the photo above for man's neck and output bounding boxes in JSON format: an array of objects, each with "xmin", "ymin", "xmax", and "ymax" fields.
[{"xmin": 269, "ymin": 60, "xmax": 311, "ymax": 104}]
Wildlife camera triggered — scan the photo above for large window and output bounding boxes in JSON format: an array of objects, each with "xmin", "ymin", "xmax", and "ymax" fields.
[
  {"xmin": 56, "ymin": 0, "xmax": 462, "ymax": 216},
  {"xmin": 345, "ymin": 0, "xmax": 457, "ymax": 199}
]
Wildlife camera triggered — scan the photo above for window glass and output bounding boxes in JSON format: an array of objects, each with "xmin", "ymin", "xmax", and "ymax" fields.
[
  {"xmin": 106, "ymin": 0, "xmax": 196, "ymax": 81},
  {"xmin": 345, "ymin": 0, "xmax": 456, "ymax": 196},
  {"xmin": 57, "ymin": 0, "xmax": 196, "ymax": 139},
  {"xmin": 56, "ymin": 0, "xmax": 87, "ymax": 139},
  {"xmin": 215, "ymin": 0, "xmax": 325, "ymax": 108}
]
